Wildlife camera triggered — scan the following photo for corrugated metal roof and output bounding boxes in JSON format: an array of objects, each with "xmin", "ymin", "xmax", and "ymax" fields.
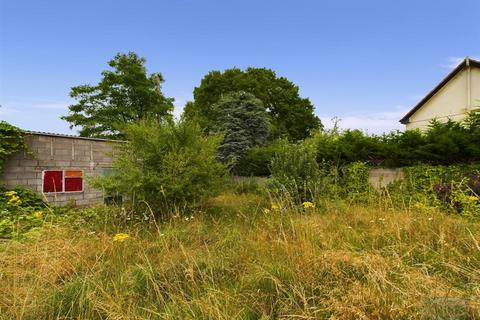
[{"xmin": 25, "ymin": 130, "xmax": 125, "ymax": 142}]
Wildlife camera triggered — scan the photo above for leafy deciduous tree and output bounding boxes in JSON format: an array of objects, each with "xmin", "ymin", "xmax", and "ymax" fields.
[
  {"xmin": 183, "ymin": 67, "xmax": 322, "ymax": 141},
  {"xmin": 62, "ymin": 52, "xmax": 174, "ymax": 139}
]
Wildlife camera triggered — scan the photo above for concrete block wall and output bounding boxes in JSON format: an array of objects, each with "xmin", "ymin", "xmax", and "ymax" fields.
[
  {"xmin": 368, "ymin": 168, "xmax": 405, "ymax": 189},
  {"xmin": 0, "ymin": 132, "xmax": 122, "ymax": 206}
]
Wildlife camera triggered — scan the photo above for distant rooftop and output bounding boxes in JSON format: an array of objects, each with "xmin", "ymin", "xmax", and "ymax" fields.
[{"xmin": 25, "ymin": 130, "xmax": 124, "ymax": 142}]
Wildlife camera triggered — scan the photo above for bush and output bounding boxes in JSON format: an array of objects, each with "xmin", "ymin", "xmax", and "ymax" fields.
[
  {"xmin": 0, "ymin": 186, "xmax": 46, "ymax": 210},
  {"xmin": 311, "ymin": 128, "xmax": 383, "ymax": 166},
  {"xmin": 93, "ymin": 120, "xmax": 228, "ymax": 216},
  {"xmin": 234, "ymin": 141, "xmax": 283, "ymax": 176},
  {"xmin": 0, "ymin": 186, "xmax": 47, "ymax": 239},
  {"xmin": 310, "ymin": 112, "xmax": 480, "ymax": 168},
  {"xmin": 270, "ymin": 140, "xmax": 324, "ymax": 202},
  {"xmin": 340, "ymin": 161, "xmax": 373, "ymax": 201},
  {"xmin": 389, "ymin": 164, "xmax": 480, "ymax": 216}
]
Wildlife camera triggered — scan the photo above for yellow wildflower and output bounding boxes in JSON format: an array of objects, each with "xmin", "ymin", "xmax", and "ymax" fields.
[
  {"xmin": 33, "ymin": 211, "xmax": 43, "ymax": 219},
  {"xmin": 7, "ymin": 195, "xmax": 22, "ymax": 206},
  {"xmin": 302, "ymin": 201, "xmax": 315, "ymax": 209},
  {"xmin": 271, "ymin": 203, "xmax": 279, "ymax": 210},
  {"xmin": 113, "ymin": 233, "xmax": 130, "ymax": 242},
  {"xmin": 262, "ymin": 208, "xmax": 271, "ymax": 214},
  {"xmin": 5, "ymin": 191, "xmax": 17, "ymax": 197}
]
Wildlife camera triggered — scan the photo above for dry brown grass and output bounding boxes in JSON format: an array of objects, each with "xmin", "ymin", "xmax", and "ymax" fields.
[{"xmin": 1, "ymin": 193, "xmax": 479, "ymax": 319}]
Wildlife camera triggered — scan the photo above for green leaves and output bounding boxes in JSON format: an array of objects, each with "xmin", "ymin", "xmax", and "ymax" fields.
[
  {"xmin": 0, "ymin": 121, "xmax": 27, "ymax": 174},
  {"xmin": 0, "ymin": 187, "xmax": 47, "ymax": 239},
  {"xmin": 310, "ymin": 111, "xmax": 480, "ymax": 167},
  {"xmin": 62, "ymin": 52, "xmax": 174, "ymax": 139},
  {"xmin": 270, "ymin": 141, "xmax": 323, "ymax": 202},
  {"xmin": 214, "ymin": 92, "xmax": 269, "ymax": 171},
  {"xmin": 92, "ymin": 120, "xmax": 228, "ymax": 216},
  {"xmin": 183, "ymin": 67, "xmax": 322, "ymax": 141}
]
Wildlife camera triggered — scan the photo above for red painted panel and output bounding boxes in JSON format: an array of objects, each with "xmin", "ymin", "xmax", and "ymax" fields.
[
  {"xmin": 43, "ymin": 171, "xmax": 63, "ymax": 193},
  {"xmin": 65, "ymin": 177, "xmax": 83, "ymax": 192}
]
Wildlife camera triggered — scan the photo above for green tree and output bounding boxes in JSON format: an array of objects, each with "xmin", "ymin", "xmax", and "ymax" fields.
[
  {"xmin": 214, "ymin": 92, "xmax": 269, "ymax": 171},
  {"xmin": 183, "ymin": 67, "xmax": 322, "ymax": 141},
  {"xmin": 62, "ymin": 52, "xmax": 174, "ymax": 139}
]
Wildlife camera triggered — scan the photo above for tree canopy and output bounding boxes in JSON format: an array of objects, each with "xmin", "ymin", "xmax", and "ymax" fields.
[
  {"xmin": 183, "ymin": 67, "xmax": 322, "ymax": 141},
  {"xmin": 215, "ymin": 92, "xmax": 269, "ymax": 170},
  {"xmin": 62, "ymin": 52, "xmax": 174, "ymax": 139}
]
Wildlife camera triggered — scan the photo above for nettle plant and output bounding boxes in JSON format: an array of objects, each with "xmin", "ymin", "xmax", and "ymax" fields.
[{"xmin": 0, "ymin": 121, "xmax": 27, "ymax": 174}]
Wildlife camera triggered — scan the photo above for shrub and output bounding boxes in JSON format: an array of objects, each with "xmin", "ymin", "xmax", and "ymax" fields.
[
  {"xmin": 389, "ymin": 164, "xmax": 480, "ymax": 216},
  {"xmin": 340, "ymin": 161, "xmax": 373, "ymax": 201},
  {"xmin": 270, "ymin": 140, "xmax": 324, "ymax": 202},
  {"xmin": 270, "ymin": 137, "xmax": 374, "ymax": 204},
  {"xmin": 93, "ymin": 120, "xmax": 228, "ymax": 216},
  {"xmin": 310, "ymin": 112, "xmax": 480, "ymax": 168},
  {"xmin": 0, "ymin": 186, "xmax": 46, "ymax": 210},
  {"xmin": 0, "ymin": 186, "xmax": 47, "ymax": 239},
  {"xmin": 404, "ymin": 164, "xmax": 480, "ymax": 195},
  {"xmin": 381, "ymin": 129, "xmax": 426, "ymax": 166},
  {"xmin": 311, "ymin": 128, "xmax": 383, "ymax": 166},
  {"xmin": 234, "ymin": 141, "xmax": 283, "ymax": 176},
  {"xmin": 449, "ymin": 181, "xmax": 480, "ymax": 217},
  {"xmin": 432, "ymin": 173, "xmax": 480, "ymax": 216}
]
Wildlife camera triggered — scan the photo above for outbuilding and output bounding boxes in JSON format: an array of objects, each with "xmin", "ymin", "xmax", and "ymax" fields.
[
  {"xmin": 0, "ymin": 131, "xmax": 122, "ymax": 206},
  {"xmin": 400, "ymin": 57, "xmax": 480, "ymax": 130}
]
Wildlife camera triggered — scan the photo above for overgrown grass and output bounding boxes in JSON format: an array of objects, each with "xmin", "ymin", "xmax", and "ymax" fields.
[{"xmin": 1, "ymin": 192, "xmax": 479, "ymax": 319}]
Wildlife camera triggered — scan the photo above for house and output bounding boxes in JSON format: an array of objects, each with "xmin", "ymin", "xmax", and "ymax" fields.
[
  {"xmin": 0, "ymin": 131, "xmax": 122, "ymax": 206},
  {"xmin": 400, "ymin": 57, "xmax": 480, "ymax": 130}
]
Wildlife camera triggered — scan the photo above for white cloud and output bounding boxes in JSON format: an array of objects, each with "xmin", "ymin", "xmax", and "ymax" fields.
[
  {"xmin": 173, "ymin": 98, "xmax": 186, "ymax": 119},
  {"xmin": 169, "ymin": 98, "xmax": 408, "ymax": 134},
  {"xmin": 442, "ymin": 57, "xmax": 464, "ymax": 69},
  {"xmin": 442, "ymin": 56, "xmax": 480, "ymax": 69},
  {"xmin": 319, "ymin": 107, "xmax": 408, "ymax": 134}
]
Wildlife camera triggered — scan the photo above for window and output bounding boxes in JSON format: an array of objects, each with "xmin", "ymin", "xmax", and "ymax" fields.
[
  {"xmin": 65, "ymin": 170, "xmax": 83, "ymax": 192},
  {"xmin": 43, "ymin": 171, "xmax": 63, "ymax": 193},
  {"xmin": 43, "ymin": 170, "xmax": 84, "ymax": 193}
]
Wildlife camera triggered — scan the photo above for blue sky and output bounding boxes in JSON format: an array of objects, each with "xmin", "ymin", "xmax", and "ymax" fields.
[{"xmin": 1, "ymin": 0, "xmax": 479, "ymax": 134}]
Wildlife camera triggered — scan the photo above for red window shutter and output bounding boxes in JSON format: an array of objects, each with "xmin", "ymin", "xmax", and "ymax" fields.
[
  {"xmin": 43, "ymin": 171, "xmax": 63, "ymax": 193},
  {"xmin": 65, "ymin": 177, "xmax": 83, "ymax": 192}
]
